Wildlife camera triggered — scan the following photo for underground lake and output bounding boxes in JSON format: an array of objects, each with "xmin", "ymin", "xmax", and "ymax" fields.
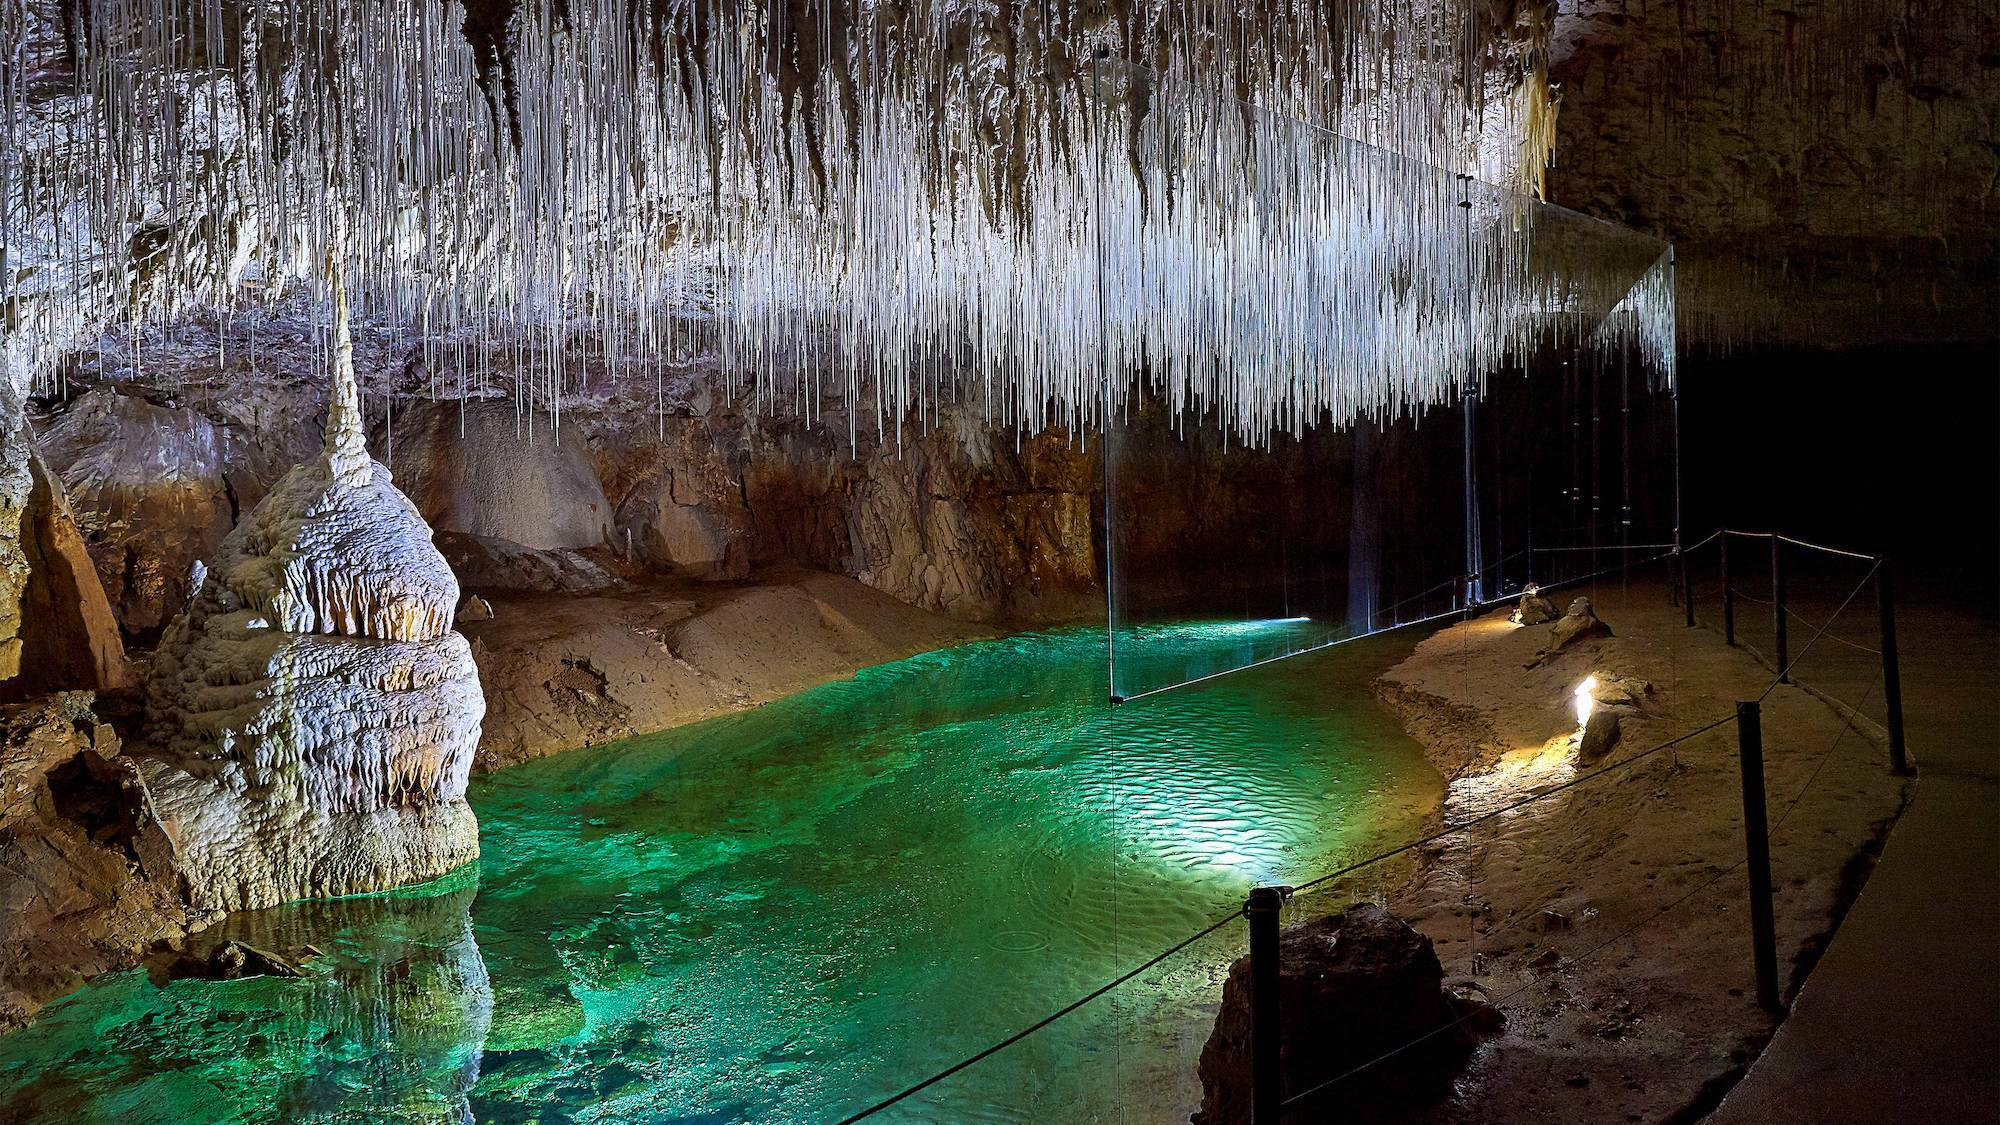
[{"xmin": 0, "ymin": 623, "xmax": 1444, "ymax": 1123}]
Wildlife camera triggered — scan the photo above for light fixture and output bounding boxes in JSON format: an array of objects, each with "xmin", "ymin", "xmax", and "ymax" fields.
[{"xmin": 1574, "ymin": 675, "xmax": 1599, "ymax": 727}]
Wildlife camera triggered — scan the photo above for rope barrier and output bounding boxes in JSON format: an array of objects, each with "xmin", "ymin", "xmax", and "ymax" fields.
[
  {"xmin": 1697, "ymin": 527, "xmax": 1879, "ymax": 564},
  {"xmin": 838, "ymin": 705, "xmax": 1737, "ymax": 1121},
  {"xmin": 846, "ymin": 534, "xmax": 1874, "ymax": 1119},
  {"xmin": 1778, "ymin": 605, "xmax": 1882, "ymax": 656},
  {"xmin": 1530, "ymin": 542, "xmax": 1678, "ymax": 553},
  {"xmin": 1681, "ymin": 528, "xmax": 1724, "ymax": 553},
  {"xmin": 1776, "ymin": 534, "xmax": 1880, "ymax": 562},
  {"xmin": 1285, "ymin": 661, "xmax": 1880, "ymax": 1112},
  {"xmin": 833, "ymin": 910, "xmax": 1243, "ymax": 1123},
  {"xmin": 1773, "ymin": 679, "xmax": 1881, "ymax": 836},
  {"xmin": 1760, "ymin": 560, "xmax": 1882, "ymax": 703},
  {"xmin": 1117, "ymin": 546, "xmax": 1679, "ymax": 706}
]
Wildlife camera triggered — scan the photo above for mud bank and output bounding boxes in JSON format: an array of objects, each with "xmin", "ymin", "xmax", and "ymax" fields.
[{"xmin": 463, "ymin": 566, "xmax": 991, "ymax": 771}]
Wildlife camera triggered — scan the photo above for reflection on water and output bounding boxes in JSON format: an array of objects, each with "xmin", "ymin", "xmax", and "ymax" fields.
[
  {"xmin": 0, "ymin": 625, "xmax": 1440, "ymax": 1123},
  {"xmin": 0, "ymin": 871, "xmax": 489, "ymax": 1123}
]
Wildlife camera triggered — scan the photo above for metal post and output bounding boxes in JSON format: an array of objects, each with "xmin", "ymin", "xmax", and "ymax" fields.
[
  {"xmin": 1681, "ymin": 549, "xmax": 1695, "ymax": 627},
  {"xmin": 1736, "ymin": 702, "xmax": 1780, "ymax": 1011},
  {"xmin": 1246, "ymin": 886, "xmax": 1285, "ymax": 1122},
  {"xmin": 1772, "ymin": 538, "xmax": 1789, "ymax": 682},
  {"xmin": 1721, "ymin": 535, "xmax": 1736, "ymax": 645},
  {"xmin": 1878, "ymin": 561, "xmax": 1910, "ymax": 775}
]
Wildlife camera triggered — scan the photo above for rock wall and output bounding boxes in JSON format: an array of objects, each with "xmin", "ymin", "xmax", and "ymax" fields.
[
  {"xmin": 0, "ymin": 454, "xmax": 132, "ymax": 701},
  {"xmin": 1547, "ymin": 0, "xmax": 1998, "ymax": 346},
  {"xmin": 0, "ymin": 692, "xmax": 187, "ymax": 1030},
  {"xmin": 35, "ymin": 388, "xmax": 300, "ymax": 642},
  {"xmin": 38, "ymin": 360, "xmax": 1108, "ymax": 632},
  {"xmin": 390, "ymin": 401, "xmax": 615, "ymax": 552},
  {"xmin": 585, "ymin": 405, "xmax": 1102, "ymax": 622}
]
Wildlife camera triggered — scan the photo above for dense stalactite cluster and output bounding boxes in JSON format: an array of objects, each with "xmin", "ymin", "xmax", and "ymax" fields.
[{"xmin": 0, "ymin": 0, "xmax": 1685, "ymax": 446}]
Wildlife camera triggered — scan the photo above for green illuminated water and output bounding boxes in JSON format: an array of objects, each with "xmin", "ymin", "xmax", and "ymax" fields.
[{"xmin": 0, "ymin": 624, "xmax": 1440, "ymax": 1123}]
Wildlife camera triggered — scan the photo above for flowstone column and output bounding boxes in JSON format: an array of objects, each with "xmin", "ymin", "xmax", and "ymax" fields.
[{"xmin": 141, "ymin": 264, "xmax": 484, "ymax": 911}]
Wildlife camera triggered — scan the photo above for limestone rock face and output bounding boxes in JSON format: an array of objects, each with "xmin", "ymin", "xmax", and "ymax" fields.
[
  {"xmin": 0, "ymin": 692, "xmax": 186, "ymax": 1030},
  {"xmin": 389, "ymin": 400, "xmax": 614, "ymax": 551},
  {"xmin": 141, "ymin": 275, "xmax": 482, "ymax": 912},
  {"xmin": 592, "ymin": 406, "xmax": 1102, "ymax": 621},
  {"xmin": 35, "ymin": 388, "xmax": 297, "ymax": 640},
  {"xmin": 0, "ymin": 454, "xmax": 132, "ymax": 701},
  {"xmin": 616, "ymin": 469, "xmax": 752, "ymax": 581}
]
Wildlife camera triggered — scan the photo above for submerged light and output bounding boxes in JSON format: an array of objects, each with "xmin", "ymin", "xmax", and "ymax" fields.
[{"xmin": 1574, "ymin": 675, "xmax": 1600, "ymax": 726}]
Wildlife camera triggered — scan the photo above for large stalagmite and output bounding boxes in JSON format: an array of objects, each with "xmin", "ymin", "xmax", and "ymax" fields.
[{"xmin": 140, "ymin": 268, "xmax": 482, "ymax": 912}]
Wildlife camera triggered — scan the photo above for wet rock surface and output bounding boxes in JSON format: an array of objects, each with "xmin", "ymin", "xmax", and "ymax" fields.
[
  {"xmin": 1194, "ymin": 903, "xmax": 1499, "ymax": 1125},
  {"xmin": 0, "ymin": 692, "xmax": 187, "ymax": 1031}
]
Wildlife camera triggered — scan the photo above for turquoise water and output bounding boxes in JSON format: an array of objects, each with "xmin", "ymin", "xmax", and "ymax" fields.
[{"xmin": 0, "ymin": 624, "xmax": 1440, "ymax": 1123}]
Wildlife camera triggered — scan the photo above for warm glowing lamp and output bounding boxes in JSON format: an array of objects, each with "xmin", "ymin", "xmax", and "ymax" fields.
[{"xmin": 1574, "ymin": 675, "xmax": 1599, "ymax": 726}]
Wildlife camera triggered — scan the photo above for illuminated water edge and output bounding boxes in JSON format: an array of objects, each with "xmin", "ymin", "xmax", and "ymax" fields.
[{"xmin": 0, "ymin": 623, "xmax": 1442, "ymax": 1123}]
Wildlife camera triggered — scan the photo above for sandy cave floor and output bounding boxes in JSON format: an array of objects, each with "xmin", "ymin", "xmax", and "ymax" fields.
[{"xmin": 1326, "ymin": 579, "xmax": 1912, "ymax": 1123}]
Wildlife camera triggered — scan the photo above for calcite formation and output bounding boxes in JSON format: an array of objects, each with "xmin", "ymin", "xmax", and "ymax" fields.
[{"xmin": 141, "ymin": 269, "xmax": 482, "ymax": 912}]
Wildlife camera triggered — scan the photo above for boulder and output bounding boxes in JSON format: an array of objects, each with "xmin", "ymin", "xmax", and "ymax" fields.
[
  {"xmin": 1510, "ymin": 585, "xmax": 1561, "ymax": 626},
  {"xmin": 1194, "ymin": 903, "xmax": 1499, "ymax": 1124},
  {"xmin": 0, "ymin": 692, "xmax": 186, "ymax": 1030},
  {"xmin": 1547, "ymin": 595, "xmax": 1613, "ymax": 653},
  {"xmin": 140, "ymin": 271, "xmax": 482, "ymax": 912},
  {"xmin": 389, "ymin": 400, "xmax": 613, "ymax": 551},
  {"xmin": 1579, "ymin": 709, "xmax": 1622, "ymax": 760}
]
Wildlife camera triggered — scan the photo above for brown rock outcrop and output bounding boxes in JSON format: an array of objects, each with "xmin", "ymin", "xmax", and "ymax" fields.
[
  {"xmin": 1194, "ymin": 903, "xmax": 1499, "ymax": 1124},
  {"xmin": 34, "ymin": 388, "xmax": 293, "ymax": 641},
  {"xmin": 589, "ymin": 405, "xmax": 1102, "ymax": 622},
  {"xmin": 0, "ymin": 454, "xmax": 132, "ymax": 701},
  {"xmin": 0, "ymin": 692, "xmax": 186, "ymax": 1031}
]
